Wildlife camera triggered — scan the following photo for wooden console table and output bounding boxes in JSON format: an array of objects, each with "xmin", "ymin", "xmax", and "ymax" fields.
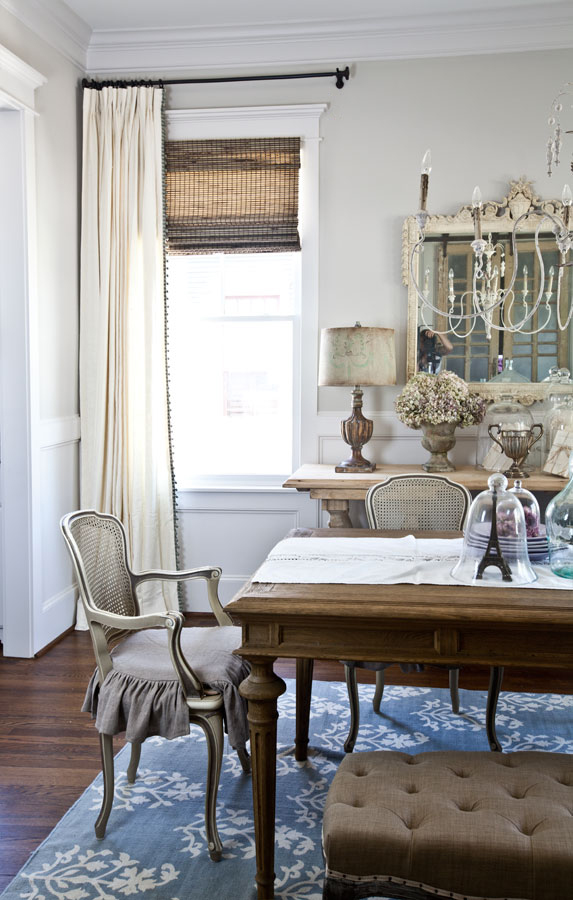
[{"xmin": 283, "ymin": 463, "xmax": 567, "ymax": 527}]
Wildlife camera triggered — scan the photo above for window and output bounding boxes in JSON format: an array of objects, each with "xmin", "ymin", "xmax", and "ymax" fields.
[
  {"xmin": 167, "ymin": 251, "xmax": 300, "ymax": 483},
  {"xmin": 165, "ymin": 105, "xmax": 323, "ymax": 488}
]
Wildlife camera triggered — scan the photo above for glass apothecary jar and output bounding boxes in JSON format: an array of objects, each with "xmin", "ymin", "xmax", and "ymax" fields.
[
  {"xmin": 489, "ymin": 359, "xmax": 530, "ymax": 383},
  {"xmin": 546, "ymin": 452, "xmax": 573, "ymax": 579},
  {"xmin": 476, "ymin": 395, "xmax": 534, "ymax": 469},
  {"xmin": 545, "ymin": 395, "xmax": 573, "ymax": 459}
]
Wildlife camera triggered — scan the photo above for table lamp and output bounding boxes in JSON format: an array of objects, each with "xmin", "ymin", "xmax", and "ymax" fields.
[{"xmin": 318, "ymin": 322, "xmax": 396, "ymax": 472}]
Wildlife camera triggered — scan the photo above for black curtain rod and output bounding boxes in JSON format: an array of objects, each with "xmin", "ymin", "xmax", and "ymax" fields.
[{"xmin": 82, "ymin": 66, "xmax": 350, "ymax": 91}]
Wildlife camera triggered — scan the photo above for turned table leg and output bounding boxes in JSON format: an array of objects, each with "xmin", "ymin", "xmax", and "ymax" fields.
[
  {"xmin": 240, "ymin": 658, "xmax": 286, "ymax": 900},
  {"xmin": 295, "ymin": 658, "xmax": 314, "ymax": 761},
  {"xmin": 321, "ymin": 499, "xmax": 352, "ymax": 528}
]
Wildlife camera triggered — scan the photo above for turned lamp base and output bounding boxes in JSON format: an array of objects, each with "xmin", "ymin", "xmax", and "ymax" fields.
[
  {"xmin": 335, "ymin": 461, "xmax": 377, "ymax": 473},
  {"xmin": 335, "ymin": 386, "xmax": 377, "ymax": 473}
]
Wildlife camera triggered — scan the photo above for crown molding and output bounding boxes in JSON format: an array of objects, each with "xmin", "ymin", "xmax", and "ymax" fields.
[
  {"xmin": 3, "ymin": 2, "xmax": 573, "ymax": 76},
  {"xmin": 84, "ymin": 6, "xmax": 573, "ymax": 74},
  {"xmin": 0, "ymin": 0, "xmax": 89, "ymax": 70}
]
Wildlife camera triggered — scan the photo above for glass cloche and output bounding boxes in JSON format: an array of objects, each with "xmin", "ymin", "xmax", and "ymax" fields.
[
  {"xmin": 508, "ymin": 479, "xmax": 541, "ymax": 538},
  {"xmin": 545, "ymin": 452, "xmax": 573, "ymax": 579},
  {"xmin": 476, "ymin": 395, "xmax": 534, "ymax": 469},
  {"xmin": 451, "ymin": 473, "xmax": 536, "ymax": 585}
]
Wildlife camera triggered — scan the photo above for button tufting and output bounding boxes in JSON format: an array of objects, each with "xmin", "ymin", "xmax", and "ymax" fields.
[{"xmin": 327, "ymin": 750, "xmax": 573, "ymax": 900}]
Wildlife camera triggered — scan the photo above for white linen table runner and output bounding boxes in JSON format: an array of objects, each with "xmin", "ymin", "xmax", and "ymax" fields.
[{"xmin": 252, "ymin": 536, "xmax": 572, "ymax": 589}]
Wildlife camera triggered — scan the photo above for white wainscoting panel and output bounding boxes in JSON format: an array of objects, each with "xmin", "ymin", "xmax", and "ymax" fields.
[
  {"xmin": 35, "ymin": 420, "xmax": 80, "ymax": 650},
  {"xmin": 177, "ymin": 488, "xmax": 318, "ymax": 610}
]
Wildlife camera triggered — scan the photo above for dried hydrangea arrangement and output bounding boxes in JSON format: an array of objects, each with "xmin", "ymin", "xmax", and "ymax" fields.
[{"xmin": 395, "ymin": 371, "xmax": 486, "ymax": 429}]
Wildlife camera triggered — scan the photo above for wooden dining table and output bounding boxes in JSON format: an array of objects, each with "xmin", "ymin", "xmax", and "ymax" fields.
[{"xmin": 227, "ymin": 527, "xmax": 573, "ymax": 900}]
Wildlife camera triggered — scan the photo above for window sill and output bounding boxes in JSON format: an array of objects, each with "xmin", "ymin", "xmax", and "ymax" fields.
[{"xmin": 177, "ymin": 478, "xmax": 291, "ymax": 494}]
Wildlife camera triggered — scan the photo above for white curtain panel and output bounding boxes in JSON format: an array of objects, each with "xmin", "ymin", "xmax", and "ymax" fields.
[{"xmin": 79, "ymin": 85, "xmax": 177, "ymax": 620}]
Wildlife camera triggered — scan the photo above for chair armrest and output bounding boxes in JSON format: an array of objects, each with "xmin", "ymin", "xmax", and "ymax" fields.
[
  {"xmin": 87, "ymin": 607, "xmax": 183, "ymax": 632},
  {"xmin": 86, "ymin": 608, "xmax": 205, "ymax": 696},
  {"xmin": 132, "ymin": 566, "xmax": 232, "ymax": 627},
  {"xmin": 134, "ymin": 565, "xmax": 221, "ymax": 583}
]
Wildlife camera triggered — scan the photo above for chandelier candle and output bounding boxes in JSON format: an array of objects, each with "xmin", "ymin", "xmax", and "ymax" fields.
[
  {"xmin": 419, "ymin": 149, "xmax": 431, "ymax": 211},
  {"xmin": 563, "ymin": 184, "xmax": 572, "ymax": 228},
  {"xmin": 472, "ymin": 185, "xmax": 483, "ymax": 241}
]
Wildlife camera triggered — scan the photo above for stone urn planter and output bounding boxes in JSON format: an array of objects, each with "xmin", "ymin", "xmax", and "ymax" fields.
[{"xmin": 420, "ymin": 421, "xmax": 457, "ymax": 472}]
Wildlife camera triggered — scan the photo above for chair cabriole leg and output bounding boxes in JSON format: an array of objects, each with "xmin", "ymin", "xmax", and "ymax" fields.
[
  {"xmin": 449, "ymin": 668, "xmax": 460, "ymax": 714},
  {"xmin": 344, "ymin": 665, "xmax": 359, "ymax": 753},
  {"xmin": 237, "ymin": 745, "xmax": 251, "ymax": 774},
  {"xmin": 194, "ymin": 712, "xmax": 224, "ymax": 861},
  {"xmin": 127, "ymin": 741, "xmax": 142, "ymax": 783},
  {"xmin": 373, "ymin": 669, "xmax": 385, "ymax": 713},
  {"xmin": 95, "ymin": 732, "xmax": 114, "ymax": 839},
  {"xmin": 486, "ymin": 666, "xmax": 504, "ymax": 752}
]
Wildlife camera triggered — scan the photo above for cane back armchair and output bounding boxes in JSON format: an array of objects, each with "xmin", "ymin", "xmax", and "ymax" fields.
[{"xmin": 61, "ymin": 510, "xmax": 250, "ymax": 861}]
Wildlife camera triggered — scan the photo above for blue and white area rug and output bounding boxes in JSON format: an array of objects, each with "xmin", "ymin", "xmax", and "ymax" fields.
[{"xmin": 3, "ymin": 679, "xmax": 573, "ymax": 900}]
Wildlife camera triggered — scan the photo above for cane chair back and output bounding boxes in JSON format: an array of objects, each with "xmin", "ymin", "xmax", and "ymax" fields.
[
  {"xmin": 65, "ymin": 511, "xmax": 138, "ymax": 648},
  {"xmin": 365, "ymin": 473, "xmax": 471, "ymax": 532}
]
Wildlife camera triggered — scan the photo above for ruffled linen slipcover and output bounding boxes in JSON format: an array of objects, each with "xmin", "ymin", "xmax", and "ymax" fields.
[{"xmin": 83, "ymin": 626, "xmax": 250, "ymax": 749}]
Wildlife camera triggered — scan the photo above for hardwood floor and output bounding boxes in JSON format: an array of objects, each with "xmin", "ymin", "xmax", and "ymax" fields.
[{"xmin": 1, "ymin": 629, "xmax": 573, "ymax": 891}]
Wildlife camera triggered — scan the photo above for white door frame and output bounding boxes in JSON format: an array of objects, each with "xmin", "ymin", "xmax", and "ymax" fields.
[{"xmin": 0, "ymin": 46, "xmax": 46, "ymax": 656}]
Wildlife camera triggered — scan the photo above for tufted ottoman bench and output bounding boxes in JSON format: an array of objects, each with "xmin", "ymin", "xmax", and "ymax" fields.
[{"xmin": 322, "ymin": 750, "xmax": 573, "ymax": 900}]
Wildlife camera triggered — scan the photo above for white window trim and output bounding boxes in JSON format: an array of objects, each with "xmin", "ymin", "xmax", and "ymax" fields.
[{"xmin": 165, "ymin": 104, "xmax": 325, "ymax": 491}]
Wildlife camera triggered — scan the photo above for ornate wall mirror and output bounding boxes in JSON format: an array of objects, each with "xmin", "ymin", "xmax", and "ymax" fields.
[{"xmin": 402, "ymin": 178, "xmax": 573, "ymax": 403}]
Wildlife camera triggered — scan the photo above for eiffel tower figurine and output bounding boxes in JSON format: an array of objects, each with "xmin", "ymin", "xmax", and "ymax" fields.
[{"xmin": 476, "ymin": 481, "xmax": 513, "ymax": 582}]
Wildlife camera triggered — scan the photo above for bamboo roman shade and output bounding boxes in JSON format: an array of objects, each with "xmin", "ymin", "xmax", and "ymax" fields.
[{"xmin": 165, "ymin": 137, "xmax": 301, "ymax": 254}]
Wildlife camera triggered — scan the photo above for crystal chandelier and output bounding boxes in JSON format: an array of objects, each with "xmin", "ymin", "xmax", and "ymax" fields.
[{"xmin": 412, "ymin": 150, "xmax": 573, "ymax": 339}]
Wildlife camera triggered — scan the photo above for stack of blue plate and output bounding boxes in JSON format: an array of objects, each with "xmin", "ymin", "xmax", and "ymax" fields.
[{"xmin": 466, "ymin": 523, "xmax": 549, "ymax": 563}]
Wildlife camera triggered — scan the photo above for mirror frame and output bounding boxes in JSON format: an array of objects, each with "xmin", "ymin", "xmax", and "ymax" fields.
[{"xmin": 402, "ymin": 177, "xmax": 573, "ymax": 404}]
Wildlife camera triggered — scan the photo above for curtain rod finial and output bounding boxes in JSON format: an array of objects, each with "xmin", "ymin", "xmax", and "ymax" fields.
[{"xmin": 335, "ymin": 67, "xmax": 350, "ymax": 89}]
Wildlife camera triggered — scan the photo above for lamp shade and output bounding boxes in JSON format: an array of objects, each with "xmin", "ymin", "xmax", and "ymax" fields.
[{"xmin": 318, "ymin": 325, "xmax": 396, "ymax": 387}]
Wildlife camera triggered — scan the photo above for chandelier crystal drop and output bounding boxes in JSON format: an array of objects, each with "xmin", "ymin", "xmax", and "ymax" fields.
[
  {"xmin": 412, "ymin": 154, "xmax": 573, "ymax": 339},
  {"xmin": 547, "ymin": 82, "xmax": 573, "ymax": 177}
]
